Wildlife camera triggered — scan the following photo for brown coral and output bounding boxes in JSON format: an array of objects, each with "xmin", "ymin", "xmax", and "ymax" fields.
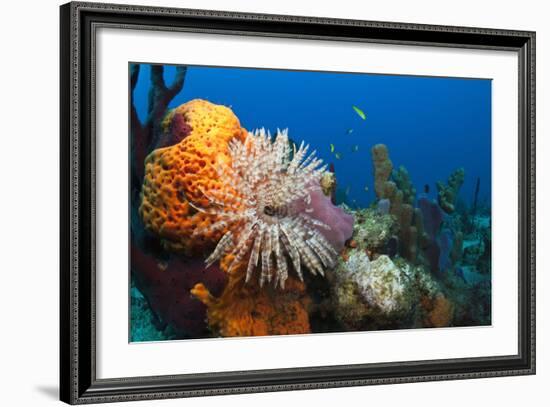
[
  {"xmin": 392, "ymin": 165, "xmax": 416, "ymax": 205},
  {"xmin": 397, "ymin": 203, "xmax": 417, "ymax": 261},
  {"xmin": 320, "ymin": 171, "xmax": 337, "ymax": 200},
  {"xmin": 371, "ymin": 144, "xmax": 423, "ymax": 263},
  {"xmin": 423, "ymin": 293, "xmax": 454, "ymax": 327},
  {"xmin": 139, "ymin": 99, "xmax": 248, "ymax": 254},
  {"xmin": 191, "ymin": 256, "xmax": 311, "ymax": 337},
  {"xmin": 372, "ymin": 144, "xmax": 393, "ymax": 199},
  {"xmin": 436, "ymin": 168, "xmax": 465, "ymax": 214}
]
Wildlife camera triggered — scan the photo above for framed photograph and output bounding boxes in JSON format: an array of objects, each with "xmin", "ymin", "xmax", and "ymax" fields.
[{"xmin": 60, "ymin": 1, "xmax": 535, "ymax": 404}]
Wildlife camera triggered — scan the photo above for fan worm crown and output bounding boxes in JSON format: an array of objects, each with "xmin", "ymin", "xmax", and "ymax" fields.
[{"xmin": 193, "ymin": 128, "xmax": 338, "ymax": 288}]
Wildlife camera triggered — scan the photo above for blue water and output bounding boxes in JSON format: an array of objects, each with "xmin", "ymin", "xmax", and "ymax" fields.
[{"xmin": 133, "ymin": 64, "xmax": 491, "ymax": 209}]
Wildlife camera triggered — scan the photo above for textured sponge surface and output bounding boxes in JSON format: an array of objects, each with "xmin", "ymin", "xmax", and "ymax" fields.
[{"xmin": 140, "ymin": 99, "xmax": 248, "ymax": 254}]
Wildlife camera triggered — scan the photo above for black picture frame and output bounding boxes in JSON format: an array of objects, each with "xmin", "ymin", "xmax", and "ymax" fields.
[{"xmin": 60, "ymin": 1, "xmax": 536, "ymax": 404}]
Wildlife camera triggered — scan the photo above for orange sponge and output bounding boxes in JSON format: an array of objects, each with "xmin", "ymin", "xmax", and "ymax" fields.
[
  {"xmin": 139, "ymin": 99, "xmax": 248, "ymax": 254},
  {"xmin": 191, "ymin": 256, "xmax": 311, "ymax": 337}
]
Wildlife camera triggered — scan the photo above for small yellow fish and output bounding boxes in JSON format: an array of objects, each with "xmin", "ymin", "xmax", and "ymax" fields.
[
  {"xmin": 351, "ymin": 145, "xmax": 359, "ymax": 153},
  {"xmin": 347, "ymin": 128, "xmax": 354, "ymax": 134},
  {"xmin": 335, "ymin": 152, "xmax": 342, "ymax": 160},
  {"xmin": 352, "ymin": 105, "xmax": 367, "ymax": 120},
  {"xmin": 364, "ymin": 186, "xmax": 369, "ymax": 192},
  {"xmin": 330, "ymin": 143, "xmax": 335, "ymax": 153}
]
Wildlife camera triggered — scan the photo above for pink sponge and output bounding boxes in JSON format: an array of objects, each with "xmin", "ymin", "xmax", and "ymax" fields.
[{"xmin": 308, "ymin": 188, "xmax": 354, "ymax": 252}]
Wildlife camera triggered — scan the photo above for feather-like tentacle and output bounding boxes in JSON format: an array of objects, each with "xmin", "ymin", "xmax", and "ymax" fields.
[{"xmin": 198, "ymin": 129, "xmax": 339, "ymax": 288}]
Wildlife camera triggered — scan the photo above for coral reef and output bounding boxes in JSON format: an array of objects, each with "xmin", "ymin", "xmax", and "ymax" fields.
[
  {"xmin": 192, "ymin": 128, "xmax": 353, "ymax": 288},
  {"xmin": 437, "ymin": 229, "xmax": 454, "ymax": 273},
  {"xmin": 191, "ymin": 257, "xmax": 311, "ymax": 336},
  {"xmin": 134, "ymin": 97, "xmax": 355, "ymax": 339},
  {"xmin": 128, "ymin": 69, "xmax": 491, "ymax": 340},
  {"xmin": 351, "ymin": 254, "xmax": 412, "ymax": 314},
  {"xmin": 130, "ymin": 64, "xmax": 187, "ymax": 183},
  {"xmin": 130, "ymin": 64, "xmax": 188, "ymax": 253},
  {"xmin": 329, "ymin": 251, "xmax": 416, "ymax": 330},
  {"xmin": 418, "ymin": 195, "xmax": 444, "ymax": 239},
  {"xmin": 418, "ymin": 199, "xmax": 464, "ymax": 275},
  {"xmin": 436, "ymin": 168, "xmax": 465, "ymax": 214},
  {"xmin": 466, "ymin": 177, "xmax": 481, "ymax": 233},
  {"xmin": 130, "ymin": 243, "xmax": 228, "ymax": 337},
  {"xmin": 392, "ymin": 165, "xmax": 416, "ymax": 205},
  {"xmin": 451, "ymin": 230, "xmax": 464, "ymax": 264},
  {"xmin": 352, "ymin": 208, "xmax": 396, "ymax": 254},
  {"xmin": 140, "ymin": 100, "xmax": 353, "ymax": 287},
  {"xmin": 462, "ymin": 225, "xmax": 491, "ymax": 275},
  {"xmin": 421, "ymin": 293, "xmax": 454, "ymax": 327},
  {"xmin": 418, "ymin": 195, "xmax": 444, "ymax": 273},
  {"xmin": 371, "ymin": 144, "xmax": 423, "ymax": 262},
  {"xmin": 306, "ymin": 188, "xmax": 355, "ymax": 252},
  {"xmin": 140, "ymin": 99, "xmax": 248, "ymax": 255},
  {"xmin": 372, "ymin": 143, "xmax": 394, "ymax": 200},
  {"xmin": 131, "ymin": 284, "xmax": 175, "ymax": 342},
  {"xmin": 129, "ymin": 66, "xmax": 238, "ymax": 341},
  {"xmin": 377, "ymin": 198, "xmax": 391, "ymax": 215},
  {"xmin": 320, "ymin": 171, "xmax": 337, "ymax": 200},
  {"xmin": 397, "ymin": 203, "xmax": 419, "ymax": 262}
]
